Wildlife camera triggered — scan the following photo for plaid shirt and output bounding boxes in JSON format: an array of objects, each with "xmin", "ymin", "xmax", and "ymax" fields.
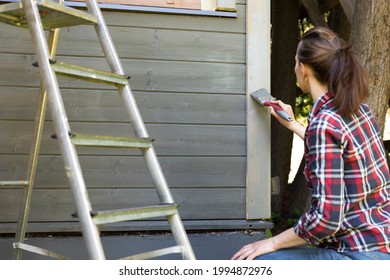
[{"xmin": 294, "ymin": 91, "xmax": 390, "ymax": 253}]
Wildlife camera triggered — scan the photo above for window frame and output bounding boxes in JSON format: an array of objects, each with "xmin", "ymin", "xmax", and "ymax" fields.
[{"xmin": 66, "ymin": 0, "xmax": 237, "ymax": 17}]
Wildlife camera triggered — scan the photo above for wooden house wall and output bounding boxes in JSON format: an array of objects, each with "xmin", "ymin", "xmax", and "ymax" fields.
[{"xmin": 0, "ymin": 1, "xmax": 252, "ymax": 233}]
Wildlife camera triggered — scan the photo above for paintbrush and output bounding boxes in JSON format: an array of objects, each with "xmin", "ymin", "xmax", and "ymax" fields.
[{"xmin": 250, "ymin": 88, "xmax": 293, "ymax": 122}]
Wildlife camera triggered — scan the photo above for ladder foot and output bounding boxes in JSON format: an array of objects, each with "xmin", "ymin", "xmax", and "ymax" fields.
[{"xmin": 14, "ymin": 242, "xmax": 70, "ymax": 260}]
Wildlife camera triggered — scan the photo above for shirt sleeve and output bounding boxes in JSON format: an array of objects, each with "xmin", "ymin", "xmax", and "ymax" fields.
[{"xmin": 294, "ymin": 120, "xmax": 346, "ymax": 245}]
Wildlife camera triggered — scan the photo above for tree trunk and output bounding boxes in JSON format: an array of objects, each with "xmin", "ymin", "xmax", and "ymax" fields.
[
  {"xmin": 270, "ymin": 0, "xmax": 300, "ymax": 216},
  {"xmin": 282, "ymin": 0, "xmax": 390, "ymax": 221},
  {"xmin": 350, "ymin": 0, "xmax": 390, "ymax": 133},
  {"xmin": 328, "ymin": 2, "xmax": 351, "ymax": 41},
  {"xmin": 286, "ymin": 156, "xmax": 311, "ymax": 218}
]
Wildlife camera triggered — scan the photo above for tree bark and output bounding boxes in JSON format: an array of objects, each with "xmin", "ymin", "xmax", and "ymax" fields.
[
  {"xmin": 350, "ymin": 0, "xmax": 390, "ymax": 133},
  {"xmin": 286, "ymin": 156, "xmax": 311, "ymax": 217},
  {"xmin": 270, "ymin": 0, "xmax": 300, "ymax": 216},
  {"xmin": 328, "ymin": 2, "xmax": 351, "ymax": 41}
]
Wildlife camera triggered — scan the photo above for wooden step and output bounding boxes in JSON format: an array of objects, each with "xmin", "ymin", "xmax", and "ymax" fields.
[
  {"xmin": 0, "ymin": 0, "xmax": 98, "ymax": 30},
  {"xmin": 91, "ymin": 204, "xmax": 178, "ymax": 225},
  {"xmin": 13, "ymin": 242, "xmax": 69, "ymax": 260},
  {"xmin": 49, "ymin": 61, "xmax": 129, "ymax": 86},
  {"xmin": 0, "ymin": 180, "xmax": 29, "ymax": 187},
  {"xmin": 69, "ymin": 133, "xmax": 153, "ymax": 149}
]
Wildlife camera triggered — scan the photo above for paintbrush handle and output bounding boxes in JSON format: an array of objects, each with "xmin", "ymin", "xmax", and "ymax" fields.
[{"xmin": 263, "ymin": 101, "xmax": 293, "ymax": 122}]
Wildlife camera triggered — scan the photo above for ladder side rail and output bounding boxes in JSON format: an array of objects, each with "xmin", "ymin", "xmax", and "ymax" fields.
[
  {"xmin": 167, "ymin": 212, "xmax": 196, "ymax": 259},
  {"xmin": 21, "ymin": 0, "xmax": 105, "ymax": 260},
  {"xmin": 84, "ymin": 0, "xmax": 195, "ymax": 260},
  {"xmin": 83, "ymin": 0, "xmax": 148, "ymax": 138},
  {"xmin": 84, "ymin": 0, "xmax": 175, "ymax": 205},
  {"xmin": 13, "ymin": 27, "xmax": 60, "ymax": 260}
]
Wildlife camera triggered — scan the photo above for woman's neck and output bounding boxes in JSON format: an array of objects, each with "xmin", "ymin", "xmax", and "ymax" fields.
[{"xmin": 307, "ymin": 78, "xmax": 328, "ymax": 102}]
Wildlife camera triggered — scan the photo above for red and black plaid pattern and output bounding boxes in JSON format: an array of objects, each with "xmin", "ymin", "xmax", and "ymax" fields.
[{"xmin": 294, "ymin": 91, "xmax": 390, "ymax": 253}]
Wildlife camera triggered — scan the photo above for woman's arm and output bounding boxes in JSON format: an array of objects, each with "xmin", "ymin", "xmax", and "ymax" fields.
[
  {"xmin": 231, "ymin": 228, "xmax": 308, "ymax": 260},
  {"xmin": 268, "ymin": 100, "xmax": 306, "ymax": 139}
]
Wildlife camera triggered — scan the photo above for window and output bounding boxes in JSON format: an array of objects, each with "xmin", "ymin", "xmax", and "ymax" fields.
[
  {"xmin": 90, "ymin": 0, "xmax": 201, "ymax": 10},
  {"xmin": 69, "ymin": 0, "xmax": 236, "ymax": 13}
]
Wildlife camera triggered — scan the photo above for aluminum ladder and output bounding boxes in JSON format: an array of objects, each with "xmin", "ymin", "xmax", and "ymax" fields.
[{"xmin": 0, "ymin": 0, "xmax": 195, "ymax": 260}]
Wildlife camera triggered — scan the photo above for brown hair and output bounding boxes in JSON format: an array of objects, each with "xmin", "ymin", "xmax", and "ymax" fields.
[{"xmin": 297, "ymin": 27, "xmax": 369, "ymax": 116}]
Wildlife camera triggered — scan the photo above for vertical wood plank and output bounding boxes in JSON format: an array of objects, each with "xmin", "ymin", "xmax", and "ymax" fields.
[{"xmin": 246, "ymin": 0, "xmax": 271, "ymax": 219}]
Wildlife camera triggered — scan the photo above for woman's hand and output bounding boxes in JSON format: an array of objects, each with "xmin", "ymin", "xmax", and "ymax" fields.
[
  {"xmin": 269, "ymin": 100, "xmax": 306, "ymax": 140},
  {"xmin": 231, "ymin": 238, "xmax": 276, "ymax": 260},
  {"xmin": 231, "ymin": 228, "xmax": 308, "ymax": 260},
  {"xmin": 268, "ymin": 100, "xmax": 295, "ymax": 125}
]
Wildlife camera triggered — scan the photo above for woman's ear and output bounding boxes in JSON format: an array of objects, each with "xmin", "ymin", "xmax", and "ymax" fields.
[{"xmin": 299, "ymin": 62, "xmax": 307, "ymax": 77}]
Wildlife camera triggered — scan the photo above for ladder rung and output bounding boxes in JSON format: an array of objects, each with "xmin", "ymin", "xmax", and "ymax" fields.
[
  {"xmin": 92, "ymin": 204, "xmax": 178, "ymax": 225},
  {"xmin": 0, "ymin": 180, "xmax": 29, "ymax": 186},
  {"xmin": 120, "ymin": 246, "xmax": 183, "ymax": 260},
  {"xmin": 13, "ymin": 242, "xmax": 70, "ymax": 260},
  {"xmin": 0, "ymin": 0, "xmax": 98, "ymax": 30},
  {"xmin": 69, "ymin": 133, "xmax": 153, "ymax": 149},
  {"xmin": 50, "ymin": 61, "xmax": 130, "ymax": 86}
]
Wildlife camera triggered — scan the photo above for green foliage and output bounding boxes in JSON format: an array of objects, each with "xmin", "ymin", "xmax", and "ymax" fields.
[
  {"xmin": 270, "ymin": 212, "xmax": 281, "ymax": 224},
  {"xmin": 287, "ymin": 218, "xmax": 298, "ymax": 227},
  {"xmin": 265, "ymin": 228, "xmax": 273, "ymax": 238},
  {"xmin": 287, "ymin": 207, "xmax": 303, "ymax": 227},
  {"xmin": 298, "ymin": 17, "xmax": 313, "ymax": 36},
  {"xmin": 298, "ymin": 11, "xmax": 329, "ymax": 36},
  {"xmin": 268, "ymin": 208, "xmax": 304, "ymax": 237},
  {"xmin": 295, "ymin": 88, "xmax": 313, "ymax": 121}
]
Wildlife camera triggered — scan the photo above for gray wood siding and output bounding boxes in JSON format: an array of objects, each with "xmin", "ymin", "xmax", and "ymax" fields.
[{"xmin": 0, "ymin": 1, "xmax": 251, "ymax": 233}]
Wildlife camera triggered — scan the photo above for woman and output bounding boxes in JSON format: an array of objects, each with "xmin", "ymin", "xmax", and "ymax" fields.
[{"xmin": 232, "ymin": 27, "xmax": 390, "ymax": 260}]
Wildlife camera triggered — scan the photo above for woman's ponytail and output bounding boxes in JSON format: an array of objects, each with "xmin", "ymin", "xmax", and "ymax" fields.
[{"xmin": 330, "ymin": 47, "xmax": 369, "ymax": 116}]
